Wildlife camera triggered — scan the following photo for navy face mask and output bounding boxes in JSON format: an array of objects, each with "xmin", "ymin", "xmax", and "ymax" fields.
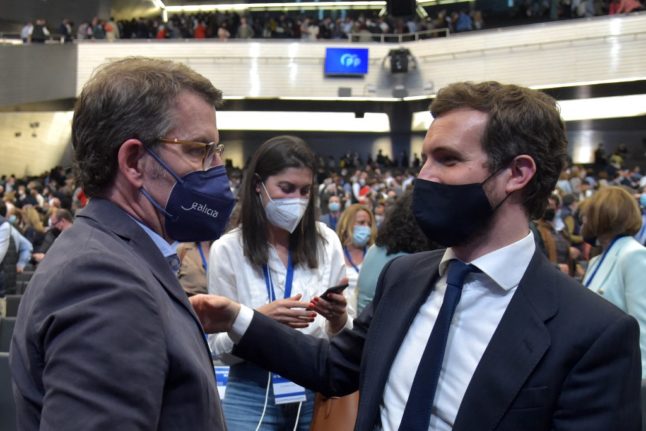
[
  {"xmin": 141, "ymin": 147, "xmax": 235, "ymax": 242},
  {"xmin": 412, "ymin": 167, "xmax": 508, "ymax": 247}
]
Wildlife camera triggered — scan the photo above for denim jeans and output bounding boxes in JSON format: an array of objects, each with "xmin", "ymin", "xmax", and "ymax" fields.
[{"xmin": 223, "ymin": 362, "xmax": 314, "ymax": 431}]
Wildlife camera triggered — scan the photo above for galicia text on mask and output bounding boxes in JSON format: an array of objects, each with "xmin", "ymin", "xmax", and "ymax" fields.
[{"xmin": 181, "ymin": 201, "xmax": 220, "ymax": 218}]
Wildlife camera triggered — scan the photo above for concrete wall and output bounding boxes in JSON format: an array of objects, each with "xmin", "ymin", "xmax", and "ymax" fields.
[
  {"xmin": 0, "ymin": 45, "xmax": 77, "ymax": 108},
  {"xmin": 0, "ymin": 0, "xmax": 111, "ymax": 28}
]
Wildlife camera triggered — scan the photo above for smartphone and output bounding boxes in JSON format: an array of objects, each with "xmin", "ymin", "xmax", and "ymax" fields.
[{"xmin": 320, "ymin": 282, "xmax": 349, "ymax": 300}]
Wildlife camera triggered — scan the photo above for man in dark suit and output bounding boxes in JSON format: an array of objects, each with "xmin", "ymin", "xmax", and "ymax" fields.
[
  {"xmin": 10, "ymin": 57, "xmax": 235, "ymax": 430},
  {"xmin": 191, "ymin": 82, "xmax": 641, "ymax": 430}
]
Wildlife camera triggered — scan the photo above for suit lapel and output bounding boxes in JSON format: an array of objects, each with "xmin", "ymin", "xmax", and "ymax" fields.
[
  {"xmin": 359, "ymin": 251, "xmax": 443, "ymax": 430},
  {"xmin": 77, "ymin": 199, "xmax": 204, "ymax": 330},
  {"xmin": 453, "ymin": 251, "xmax": 557, "ymax": 431}
]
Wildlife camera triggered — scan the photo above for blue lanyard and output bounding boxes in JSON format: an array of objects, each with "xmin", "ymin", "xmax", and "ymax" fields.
[
  {"xmin": 344, "ymin": 246, "xmax": 365, "ymax": 274},
  {"xmin": 583, "ymin": 235, "xmax": 624, "ymax": 288},
  {"xmin": 262, "ymin": 252, "xmax": 294, "ymax": 302},
  {"xmin": 197, "ymin": 242, "xmax": 208, "ymax": 271}
]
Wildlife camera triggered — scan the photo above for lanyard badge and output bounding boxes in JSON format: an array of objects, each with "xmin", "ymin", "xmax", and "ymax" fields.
[{"xmin": 263, "ymin": 252, "xmax": 307, "ymax": 405}]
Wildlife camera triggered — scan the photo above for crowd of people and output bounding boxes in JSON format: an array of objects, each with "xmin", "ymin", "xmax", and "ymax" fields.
[
  {"xmin": 2, "ymin": 136, "xmax": 646, "ymax": 302},
  {"xmin": 17, "ymin": 0, "xmax": 644, "ymax": 45},
  {"xmin": 2, "ymin": 56, "xmax": 646, "ymax": 430}
]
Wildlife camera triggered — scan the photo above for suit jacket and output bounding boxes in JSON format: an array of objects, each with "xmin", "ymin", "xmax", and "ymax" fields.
[
  {"xmin": 10, "ymin": 198, "xmax": 226, "ymax": 430},
  {"xmin": 584, "ymin": 235, "xmax": 646, "ymax": 377},
  {"xmin": 234, "ymin": 248, "xmax": 641, "ymax": 431}
]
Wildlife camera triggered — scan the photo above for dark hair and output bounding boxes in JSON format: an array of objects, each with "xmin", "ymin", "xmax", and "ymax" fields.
[
  {"xmin": 431, "ymin": 81, "xmax": 567, "ymax": 219},
  {"xmin": 376, "ymin": 190, "xmax": 436, "ymax": 254},
  {"xmin": 55, "ymin": 208, "xmax": 74, "ymax": 223},
  {"xmin": 239, "ymin": 135, "xmax": 322, "ymax": 268},
  {"xmin": 0, "ymin": 201, "xmax": 6, "ymax": 218},
  {"xmin": 72, "ymin": 57, "xmax": 223, "ymax": 197}
]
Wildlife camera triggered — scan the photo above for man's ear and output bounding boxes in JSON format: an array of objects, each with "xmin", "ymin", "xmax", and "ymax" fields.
[
  {"xmin": 505, "ymin": 155, "xmax": 536, "ymax": 194},
  {"xmin": 116, "ymin": 139, "xmax": 148, "ymax": 188}
]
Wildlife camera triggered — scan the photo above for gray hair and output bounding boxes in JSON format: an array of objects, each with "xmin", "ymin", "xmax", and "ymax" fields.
[{"xmin": 72, "ymin": 57, "xmax": 223, "ymax": 197}]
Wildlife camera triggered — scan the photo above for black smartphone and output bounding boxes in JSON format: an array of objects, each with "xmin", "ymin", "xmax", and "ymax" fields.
[{"xmin": 320, "ymin": 282, "xmax": 349, "ymax": 300}]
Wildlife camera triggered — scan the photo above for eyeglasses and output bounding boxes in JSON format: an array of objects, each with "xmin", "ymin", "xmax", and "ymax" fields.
[{"xmin": 158, "ymin": 137, "xmax": 224, "ymax": 170}]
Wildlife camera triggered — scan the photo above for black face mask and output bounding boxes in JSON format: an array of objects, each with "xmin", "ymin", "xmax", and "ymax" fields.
[
  {"xmin": 50, "ymin": 227, "xmax": 62, "ymax": 237},
  {"xmin": 412, "ymin": 172, "xmax": 506, "ymax": 247}
]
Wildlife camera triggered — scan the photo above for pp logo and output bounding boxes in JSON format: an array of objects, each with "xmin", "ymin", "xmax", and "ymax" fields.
[{"xmin": 340, "ymin": 53, "xmax": 361, "ymax": 68}]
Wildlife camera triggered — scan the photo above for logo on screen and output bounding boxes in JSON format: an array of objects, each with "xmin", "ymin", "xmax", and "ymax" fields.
[
  {"xmin": 325, "ymin": 48, "xmax": 369, "ymax": 76},
  {"xmin": 340, "ymin": 53, "xmax": 362, "ymax": 68}
]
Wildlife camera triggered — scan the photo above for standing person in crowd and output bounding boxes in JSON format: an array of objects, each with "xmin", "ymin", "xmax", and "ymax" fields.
[
  {"xmin": 20, "ymin": 21, "xmax": 33, "ymax": 43},
  {"xmin": 581, "ymin": 186, "xmax": 646, "ymax": 377},
  {"xmin": 0, "ymin": 202, "xmax": 33, "ymax": 297},
  {"xmin": 30, "ymin": 19, "xmax": 50, "ymax": 43},
  {"xmin": 177, "ymin": 240, "xmax": 211, "ymax": 296},
  {"xmin": 191, "ymin": 81, "xmax": 641, "ymax": 431},
  {"xmin": 357, "ymin": 190, "xmax": 436, "ymax": 314},
  {"xmin": 10, "ymin": 57, "xmax": 235, "ymax": 430},
  {"xmin": 207, "ymin": 135, "xmax": 348, "ymax": 431},
  {"xmin": 319, "ymin": 194, "xmax": 342, "ymax": 231},
  {"xmin": 335, "ymin": 203, "xmax": 376, "ymax": 318}
]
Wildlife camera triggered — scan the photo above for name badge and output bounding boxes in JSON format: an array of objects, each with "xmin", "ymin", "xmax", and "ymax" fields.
[
  {"xmin": 272, "ymin": 373, "xmax": 307, "ymax": 405},
  {"xmin": 214, "ymin": 366, "xmax": 230, "ymax": 399}
]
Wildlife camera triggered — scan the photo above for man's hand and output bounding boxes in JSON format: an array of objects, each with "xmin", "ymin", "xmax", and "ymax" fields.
[
  {"xmin": 257, "ymin": 294, "xmax": 316, "ymax": 329},
  {"xmin": 189, "ymin": 294, "xmax": 241, "ymax": 334}
]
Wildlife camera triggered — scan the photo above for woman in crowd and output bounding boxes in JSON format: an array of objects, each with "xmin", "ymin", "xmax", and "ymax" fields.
[
  {"xmin": 581, "ymin": 186, "xmax": 646, "ymax": 377},
  {"xmin": 207, "ymin": 135, "xmax": 348, "ymax": 431},
  {"xmin": 336, "ymin": 203, "xmax": 376, "ymax": 318},
  {"xmin": 357, "ymin": 189, "xmax": 437, "ymax": 314},
  {"xmin": 18, "ymin": 205, "xmax": 46, "ymax": 250}
]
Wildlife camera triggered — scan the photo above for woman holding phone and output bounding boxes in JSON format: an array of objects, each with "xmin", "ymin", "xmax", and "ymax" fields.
[{"xmin": 207, "ymin": 135, "xmax": 348, "ymax": 431}]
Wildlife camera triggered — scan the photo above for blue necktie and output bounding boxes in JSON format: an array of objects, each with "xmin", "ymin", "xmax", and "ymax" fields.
[{"xmin": 398, "ymin": 260, "xmax": 477, "ymax": 431}]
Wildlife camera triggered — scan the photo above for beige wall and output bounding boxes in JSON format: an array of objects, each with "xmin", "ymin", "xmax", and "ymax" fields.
[{"xmin": 0, "ymin": 112, "xmax": 72, "ymax": 177}]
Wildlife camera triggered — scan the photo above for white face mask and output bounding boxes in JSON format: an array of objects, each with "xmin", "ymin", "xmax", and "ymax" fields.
[{"xmin": 262, "ymin": 183, "xmax": 309, "ymax": 233}]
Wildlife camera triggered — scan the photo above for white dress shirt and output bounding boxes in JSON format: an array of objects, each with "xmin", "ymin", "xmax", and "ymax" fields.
[
  {"xmin": 209, "ymin": 222, "xmax": 347, "ymax": 363},
  {"xmin": 380, "ymin": 232, "xmax": 535, "ymax": 431}
]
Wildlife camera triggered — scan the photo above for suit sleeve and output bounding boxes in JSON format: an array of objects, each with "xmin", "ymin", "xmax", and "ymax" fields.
[
  {"xmin": 38, "ymin": 253, "xmax": 168, "ymax": 430},
  {"xmin": 232, "ymin": 256, "xmax": 401, "ymax": 397},
  {"xmin": 552, "ymin": 312, "xmax": 641, "ymax": 431}
]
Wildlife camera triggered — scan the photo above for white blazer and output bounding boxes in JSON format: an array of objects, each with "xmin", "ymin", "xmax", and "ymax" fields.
[{"xmin": 584, "ymin": 235, "xmax": 646, "ymax": 377}]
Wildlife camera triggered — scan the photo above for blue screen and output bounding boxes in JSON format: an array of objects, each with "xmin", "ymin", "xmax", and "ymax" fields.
[{"xmin": 324, "ymin": 47, "xmax": 369, "ymax": 76}]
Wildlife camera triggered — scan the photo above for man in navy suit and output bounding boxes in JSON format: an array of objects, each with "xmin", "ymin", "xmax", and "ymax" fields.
[
  {"xmin": 10, "ymin": 58, "xmax": 235, "ymax": 430},
  {"xmin": 192, "ymin": 82, "xmax": 641, "ymax": 430}
]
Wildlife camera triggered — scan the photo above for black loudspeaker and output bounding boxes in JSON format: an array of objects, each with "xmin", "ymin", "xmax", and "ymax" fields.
[
  {"xmin": 390, "ymin": 49, "xmax": 409, "ymax": 74},
  {"xmin": 387, "ymin": 0, "xmax": 416, "ymax": 16}
]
